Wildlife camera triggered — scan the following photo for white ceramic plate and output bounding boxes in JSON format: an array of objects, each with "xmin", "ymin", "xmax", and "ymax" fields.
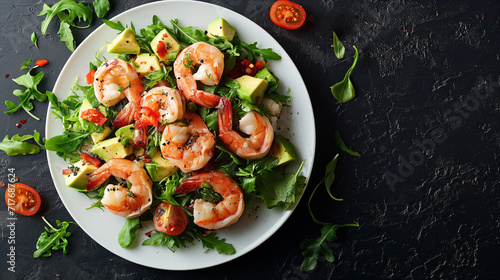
[{"xmin": 46, "ymin": 0, "xmax": 315, "ymax": 270}]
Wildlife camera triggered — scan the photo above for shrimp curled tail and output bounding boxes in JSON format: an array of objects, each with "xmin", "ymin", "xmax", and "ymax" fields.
[
  {"xmin": 86, "ymin": 158, "xmax": 153, "ymax": 218},
  {"xmin": 217, "ymin": 97, "xmax": 274, "ymax": 159},
  {"xmin": 173, "ymin": 42, "xmax": 224, "ymax": 108},
  {"xmin": 93, "ymin": 58, "xmax": 144, "ymax": 128},
  {"xmin": 175, "ymin": 170, "xmax": 244, "ymax": 229}
]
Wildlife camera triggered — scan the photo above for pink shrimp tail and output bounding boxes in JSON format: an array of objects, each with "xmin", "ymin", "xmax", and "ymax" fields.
[
  {"xmin": 217, "ymin": 97, "xmax": 233, "ymax": 137},
  {"xmin": 86, "ymin": 165, "xmax": 110, "ymax": 191},
  {"xmin": 113, "ymin": 102, "xmax": 140, "ymax": 128},
  {"xmin": 194, "ymin": 90, "xmax": 221, "ymax": 108}
]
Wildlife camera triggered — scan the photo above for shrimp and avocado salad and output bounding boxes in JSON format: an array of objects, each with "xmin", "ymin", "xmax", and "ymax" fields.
[{"xmin": 45, "ymin": 16, "xmax": 307, "ymax": 253}]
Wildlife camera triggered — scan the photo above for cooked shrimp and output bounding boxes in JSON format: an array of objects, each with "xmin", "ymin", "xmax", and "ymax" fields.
[
  {"xmin": 262, "ymin": 97, "xmax": 282, "ymax": 130},
  {"xmin": 173, "ymin": 42, "xmax": 224, "ymax": 108},
  {"xmin": 86, "ymin": 158, "xmax": 153, "ymax": 218},
  {"xmin": 175, "ymin": 170, "xmax": 244, "ymax": 230},
  {"xmin": 160, "ymin": 111, "xmax": 215, "ymax": 173},
  {"xmin": 93, "ymin": 58, "xmax": 144, "ymax": 128},
  {"xmin": 217, "ymin": 97, "xmax": 274, "ymax": 159},
  {"xmin": 138, "ymin": 86, "xmax": 186, "ymax": 127}
]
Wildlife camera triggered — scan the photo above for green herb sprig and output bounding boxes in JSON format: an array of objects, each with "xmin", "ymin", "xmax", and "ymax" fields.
[
  {"xmin": 33, "ymin": 217, "xmax": 75, "ymax": 258},
  {"xmin": 331, "ymin": 45, "xmax": 359, "ymax": 103}
]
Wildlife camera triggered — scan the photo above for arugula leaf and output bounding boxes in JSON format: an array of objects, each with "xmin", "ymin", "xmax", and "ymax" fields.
[
  {"xmin": 333, "ymin": 130, "xmax": 361, "ymax": 157},
  {"xmin": 142, "ymin": 230, "xmax": 194, "ymax": 252},
  {"xmin": 5, "ymin": 63, "xmax": 47, "ymax": 120},
  {"xmin": 331, "ymin": 45, "xmax": 358, "ymax": 103},
  {"xmin": 38, "ymin": 0, "xmax": 94, "ymax": 51},
  {"xmin": 118, "ymin": 217, "xmax": 140, "ymax": 248},
  {"xmin": 324, "ymin": 154, "xmax": 343, "ymax": 201},
  {"xmin": 256, "ymin": 160, "xmax": 307, "ymax": 209},
  {"xmin": 194, "ymin": 231, "xmax": 235, "ymax": 255},
  {"xmin": 300, "ymin": 153, "xmax": 359, "ymax": 272},
  {"xmin": 102, "ymin": 19, "xmax": 125, "ymax": 32},
  {"xmin": 33, "ymin": 217, "xmax": 74, "ymax": 258},
  {"xmin": 239, "ymin": 40, "xmax": 281, "ymax": 62},
  {"xmin": 44, "ymin": 131, "xmax": 91, "ymax": 153},
  {"xmin": 332, "ymin": 31, "xmax": 345, "ymax": 59},
  {"xmin": 0, "ymin": 132, "xmax": 41, "ymax": 156},
  {"xmin": 93, "ymin": 0, "xmax": 110, "ymax": 18},
  {"xmin": 300, "ymin": 222, "xmax": 359, "ymax": 272},
  {"xmin": 31, "ymin": 32, "xmax": 39, "ymax": 49}
]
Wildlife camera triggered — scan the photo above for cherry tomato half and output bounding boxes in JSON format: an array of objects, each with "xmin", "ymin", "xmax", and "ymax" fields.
[
  {"xmin": 153, "ymin": 202, "xmax": 187, "ymax": 236},
  {"xmin": 270, "ymin": 0, "xmax": 306, "ymax": 30},
  {"xmin": 86, "ymin": 69, "xmax": 96, "ymax": 85},
  {"xmin": 80, "ymin": 108, "xmax": 108, "ymax": 126},
  {"xmin": 5, "ymin": 183, "xmax": 41, "ymax": 216},
  {"xmin": 80, "ymin": 152, "xmax": 101, "ymax": 167}
]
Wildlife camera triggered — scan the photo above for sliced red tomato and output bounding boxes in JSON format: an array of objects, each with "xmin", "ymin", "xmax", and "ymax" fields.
[
  {"xmin": 138, "ymin": 106, "xmax": 160, "ymax": 127},
  {"xmin": 86, "ymin": 69, "xmax": 96, "ymax": 85},
  {"xmin": 156, "ymin": 41, "xmax": 167, "ymax": 59},
  {"xmin": 80, "ymin": 152, "xmax": 101, "ymax": 167},
  {"xmin": 36, "ymin": 59, "xmax": 48, "ymax": 67},
  {"xmin": 153, "ymin": 202, "xmax": 187, "ymax": 236},
  {"xmin": 80, "ymin": 108, "xmax": 108, "ymax": 126},
  {"xmin": 5, "ymin": 183, "xmax": 41, "ymax": 216},
  {"xmin": 270, "ymin": 0, "xmax": 306, "ymax": 30},
  {"xmin": 62, "ymin": 169, "xmax": 72, "ymax": 175}
]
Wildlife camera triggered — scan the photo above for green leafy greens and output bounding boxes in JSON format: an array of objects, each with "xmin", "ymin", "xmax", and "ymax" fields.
[
  {"xmin": 300, "ymin": 154, "xmax": 359, "ymax": 272},
  {"xmin": 33, "ymin": 217, "xmax": 75, "ymax": 258},
  {"xmin": 93, "ymin": 0, "xmax": 110, "ymax": 18},
  {"xmin": 38, "ymin": 0, "xmax": 94, "ymax": 51},
  {"xmin": 331, "ymin": 45, "xmax": 359, "ymax": 103},
  {"xmin": 331, "ymin": 31, "xmax": 345, "ymax": 59},
  {"xmin": 118, "ymin": 217, "xmax": 141, "ymax": 248},
  {"xmin": 5, "ymin": 59, "xmax": 48, "ymax": 120},
  {"xmin": 0, "ymin": 131, "xmax": 42, "ymax": 156},
  {"xmin": 333, "ymin": 130, "xmax": 361, "ymax": 157}
]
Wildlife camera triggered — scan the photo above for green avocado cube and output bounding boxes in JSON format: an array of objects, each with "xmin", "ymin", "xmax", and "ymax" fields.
[
  {"xmin": 269, "ymin": 134, "xmax": 298, "ymax": 166},
  {"xmin": 151, "ymin": 29, "xmax": 180, "ymax": 64},
  {"xmin": 144, "ymin": 151, "xmax": 179, "ymax": 182},
  {"xmin": 255, "ymin": 68, "xmax": 277, "ymax": 89},
  {"xmin": 91, "ymin": 126, "xmax": 113, "ymax": 144},
  {"xmin": 107, "ymin": 28, "xmax": 140, "ymax": 54},
  {"xmin": 64, "ymin": 160, "xmax": 97, "ymax": 190},
  {"xmin": 133, "ymin": 53, "xmax": 161, "ymax": 77},
  {"xmin": 235, "ymin": 75, "xmax": 269, "ymax": 105},
  {"xmin": 91, "ymin": 137, "xmax": 133, "ymax": 162},
  {"xmin": 207, "ymin": 18, "xmax": 236, "ymax": 41}
]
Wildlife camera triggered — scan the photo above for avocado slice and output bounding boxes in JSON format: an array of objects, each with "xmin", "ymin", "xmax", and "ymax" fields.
[
  {"xmin": 91, "ymin": 137, "xmax": 133, "ymax": 162},
  {"xmin": 107, "ymin": 28, "xmax": 140, "ymax": 54},
  {"xmin": 235, "ymin": 75, "xmax": 269, "ymax": 105},
  {"xmin": 115, "ymin": 124, "xmax": 135, "ymax": 145},
  {"xmin": 91, "ymin": 126, "xmax": 113, "ymax": 144},
  {"xmin": 207, "ymin": 18, "xmax": 236, "ymax": 41},
  {"xmin": 255, "ymin": 67, "xmax": 278, "ymax": 89},
  {"xmin": 151, "ymin": 29, "xmax": 180, "ymax": 64},
  {"xmin": 269, "ymin": 134, "xmax": 298, "ymax": 166},
  {"xmin": 133, "ymin": 53, "xmax": 161, "ymax": 77},
  {"xmin": 64, "ymin": 160, "xmax": 97, "ymax": 191},
  {"xmin": 145, "ymin": 151, "xmax": 179, "ymax": 182}
]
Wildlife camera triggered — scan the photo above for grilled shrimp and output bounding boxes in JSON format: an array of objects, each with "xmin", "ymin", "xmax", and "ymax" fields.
[
  {"xmin": 160, "ymin": 111, "xmax": 216, "ymax": 173},
  {"xmin": 86, "ymin": 158, "xmax": 153, "ymax": 219},
  {"xmin": 137, "ymin": 86, "xmax": 186, "ymax": 127},
  {"xmin": 173, "ymin": 42, "xmax": 224, "ymax": 108},
  {"xmin": 217, "ymin": 97, "xmax": 274, "ymax": 159},
  {"xmin": 93, "ymin": 58, "xmax": 144, "ymax": 128},
  {"xmin": 175, "ymin": 170, "xmax": 244, "ymax": 230}
]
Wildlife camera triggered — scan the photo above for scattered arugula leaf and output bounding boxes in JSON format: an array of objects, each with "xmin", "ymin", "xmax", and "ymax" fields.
[
  {"xmin": 300, "ymin": 153, "xmax": 359, "ymax": 272},
  {"xmin": 331, "ymin": 45, "xmax": 359, "ymax": 103},
  {"xmin": 44, "ymin": 131, "xmax": 91, "ymax": 154},
  {"xmin": 31, "ymin": 32, "xmax": 39, "ymax": 48},
  {"xmin": 0, "ymin": 131, "xmax": 42, "ymax": 156},
  {"xmin": 33, "ymin": 217, "xmax": 75, "ymax": 258},
  {"xmin": 93, "ymin": 0, "xmax": 110, "ymax": 18},
  {"xmin": 334, "ymin": 130, "xmax": 361, "ymax": 157},
  {"xmin": 332, "ymin": 31, "xmax": 345, "ymax": 59},
  {"xmin": 193, "ymin": 231, "xmax": 236, "ymax": 255},
  {"xmin": 38, "ymin": 0, "xmax": 94, "ymax": 51},
  {"xmin": 118, "ymin": 217, "xmax": 140, "ymax": 248},
  {"xmin": 300, "ymin": 222, "xmax": 359, "ymax": 272},
  {"xmin": 5, "ymin": 60, "xmax": 47, "ymax": 120}
]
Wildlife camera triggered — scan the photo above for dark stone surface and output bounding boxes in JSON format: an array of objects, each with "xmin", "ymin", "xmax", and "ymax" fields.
[{"xmin": 1, "ymin": 0, "xmax": 499, "ymax": 279}]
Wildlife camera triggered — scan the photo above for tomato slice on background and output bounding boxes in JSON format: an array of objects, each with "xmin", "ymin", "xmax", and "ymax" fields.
[
  {"xmin": 80, "ymin": 108, "xmax": 108, "ymax": 126},
  {"xmin": 5, "ymin": 183, "xmax": 41, "ymax": 216},
  {"xmin": 153, "ymin": 202, "xmax": 187, "ymax": 236},
  {"xmin": 270, "ymin": 0, "xmax": 306, "ymax": 30}
]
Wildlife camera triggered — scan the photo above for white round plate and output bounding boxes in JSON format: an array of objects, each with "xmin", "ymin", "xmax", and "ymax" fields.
[{"xmin": 46, "ymin": 0, "xmax": 315, "ymax": 270}]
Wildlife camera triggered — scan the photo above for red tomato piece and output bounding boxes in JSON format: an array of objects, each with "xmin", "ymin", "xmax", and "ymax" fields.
[
  {"xmin": 86, "ymin": 69, "xmax": 96, "ymax": 85},
  {"xmin": 80, "ymin": 152, "xmax": 101, "ymax": 167},
  {"xmin": 80, "ymin": 108, "xmax": 108, "ymax": 126},
  {"xmin": 156, "ymin": 41, "xmax": 167, "ymax": 59},
  {"xmin": 62, "ymin": 169, "xmax": 72, "ymax": 175},
  {"xmin": 153, "ymin": 202, "xmax": 187, "ymax": 236},
  {"xmin": 5, "ymin": 183, "xmax": 41, "ymax": 216},
  {"xmin": 36, "ymin": 59, "xmax": 48, "ymax": 67},
  {"xmin": 270, "ymin": 0, "xmax": 306, "ymax": 30}
]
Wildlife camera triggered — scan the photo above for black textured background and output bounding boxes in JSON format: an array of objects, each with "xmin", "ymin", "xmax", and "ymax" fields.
[{"xmin": 1, "ymin": 0, "xmax": 499, "ymax": 279}]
